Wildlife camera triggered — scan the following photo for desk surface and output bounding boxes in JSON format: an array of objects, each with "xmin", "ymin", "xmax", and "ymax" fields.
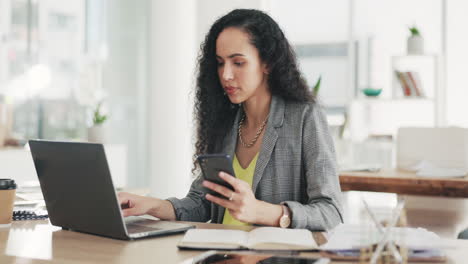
[
  {"xmin": 340, "ymin": 169, "xmax": 468, "ymax": 197},
  {"xmin": 1, "ymin": 220, "xmax": 468, "ymax": 264}
]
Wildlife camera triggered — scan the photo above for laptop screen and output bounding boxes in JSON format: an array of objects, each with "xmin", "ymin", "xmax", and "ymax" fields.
[{"xmin": 29, "ymin": 140, "xmax": 128, "ymax": 240}]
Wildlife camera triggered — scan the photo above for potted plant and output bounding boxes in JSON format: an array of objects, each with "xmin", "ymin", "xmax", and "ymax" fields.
[
  {"xmin": 407, "ymin": 26, "xmax": 424, "ymax": 55},
  {"xmin": 87, "ymin": 102, "xmax": 108, "ymax": 143}
]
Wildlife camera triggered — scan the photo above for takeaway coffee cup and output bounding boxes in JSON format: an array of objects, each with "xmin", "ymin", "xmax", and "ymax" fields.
[{"xmin": 0, "ymin": 179, "xmax": 16, "ymax": 226}]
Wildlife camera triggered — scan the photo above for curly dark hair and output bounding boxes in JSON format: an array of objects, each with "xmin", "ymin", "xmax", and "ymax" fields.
[{"xmin": 192, "ymin": 9, "xmax": 314, "ymax": 174}]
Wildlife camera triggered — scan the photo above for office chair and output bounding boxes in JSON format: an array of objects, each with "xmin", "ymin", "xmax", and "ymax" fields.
[{"xmin": 458, "ymin": 228, "xmax": 468, "ymax": 239}]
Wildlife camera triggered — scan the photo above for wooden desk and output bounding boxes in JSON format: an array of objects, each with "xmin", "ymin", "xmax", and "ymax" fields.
[
  {"xmin": 340, "ymin": 169, "xmax": 468, "ymax": 197},
  {"xmin": 1, "ymin": 220, "xmax": 468, "ymax": 263}
]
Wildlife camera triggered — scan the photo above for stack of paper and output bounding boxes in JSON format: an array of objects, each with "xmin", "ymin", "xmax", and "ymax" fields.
[
  {"xmin": 409, "ymin": 160, "xmax": 467, "ymax": 178},
  {"xmin": 322, "ymin": 224, "xmax": 442, "ymax": 250},
  {"xmin": 320, "ymin": 224, "xmax": 446, "ymax": 261}
]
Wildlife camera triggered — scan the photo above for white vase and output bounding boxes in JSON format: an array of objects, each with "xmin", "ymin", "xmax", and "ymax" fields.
[
  {"xmin": 407, "ymin": 35, "xmax": 424, "ymax": 55},
  {"xmin": 87, "ymin": 125, "xmax": 106, "ymax": 143}
]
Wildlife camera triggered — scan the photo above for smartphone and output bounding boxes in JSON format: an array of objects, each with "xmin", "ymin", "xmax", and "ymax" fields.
[
  {"xmin": 190, "ymin": 252, "xmax": 330, "ymax": 264},
  {"xmin": 197, "ymin": 154, "xmax": 236, "ymax": 197}
]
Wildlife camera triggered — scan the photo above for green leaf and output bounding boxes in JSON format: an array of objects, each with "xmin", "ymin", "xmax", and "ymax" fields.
[
  {"xmin": 409, "ymin": 26, "xmax": 420, "ymax": 36},
  {"xmin": 93, "ymin": 102, "xmax": 108, "ymax": 125},
  {"xmin": 312, "ymin": 76, "xmax": 321, "ymax": 96}
]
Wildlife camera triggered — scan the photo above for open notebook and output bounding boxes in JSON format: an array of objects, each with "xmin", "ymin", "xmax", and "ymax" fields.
[{"xmin": 178, "ymin": 227, "xmax": 318, "ymax": 251}]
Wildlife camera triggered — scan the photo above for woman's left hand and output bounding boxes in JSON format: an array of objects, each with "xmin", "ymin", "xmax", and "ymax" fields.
[{"xmin": 202, "ymin": 172, "xmax": 260, "ymax": 224}]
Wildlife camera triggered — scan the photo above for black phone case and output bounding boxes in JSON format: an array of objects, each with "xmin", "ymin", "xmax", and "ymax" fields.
[{"xmin": 197, "ymin": 154, "xmax": 235, "ymax": 197}]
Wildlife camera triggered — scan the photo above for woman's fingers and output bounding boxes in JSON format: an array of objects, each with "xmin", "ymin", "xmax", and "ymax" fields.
[
  {"xmin": 218, "ymin": 172, "xmax": 243, "ymax": 190},
  {"xmin": 204, "ymin": 172, "xmax": 261, "ymax": 223},
  {"xmin": 122, "ymin": 207, "xmax": 139, "ymax": 217},
  {"xmin": 202, "ymin": 171, "xmax": 247, "ymax": 198},
  {"xmin": 117, "ymin": 192, "xmax": 144, "ymax": 216},
  {"xmin": 205, "ymin": 194, "xmax": 234, "ymax": 209},
  {"xmin": 202, "ymin": 180, "xmax": 234, "ymax": 199},
  {"xmin": 117, "ymin": 192, "xmax": 131, "ymax": 206}
]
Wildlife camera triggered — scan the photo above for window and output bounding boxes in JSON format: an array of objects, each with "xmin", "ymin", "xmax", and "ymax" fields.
[{"xmin": 0, "ymin": 0, "xmax": 150, "ymax": 188}]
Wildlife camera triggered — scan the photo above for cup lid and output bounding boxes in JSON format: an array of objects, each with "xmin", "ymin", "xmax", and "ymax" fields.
[{"xmin": 0, "ymin": 179, "xmax": 17, "ymax": 190}]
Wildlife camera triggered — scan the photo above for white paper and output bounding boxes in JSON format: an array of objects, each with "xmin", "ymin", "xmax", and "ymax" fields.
[
  {"xmin": 409, "ymin": 160, "xmax": 467, "ymax": 178},
  {"xmin": 181, "ymin": 229, "xmax": 248, "ymax": 246},
  {"xmin": 321, "ymin": 224, "xmax": 444, "ymax": 251},
  {"xmin": 247, "ymin": 227, "xmax": 316, "ymax": 248},
  {"xmin": 16, "ymin": 192, "xmax": 44, "ymax": 201},
  {"xmin": 339, "ymin": 163, "xmax": 381, "ymax": 172}
]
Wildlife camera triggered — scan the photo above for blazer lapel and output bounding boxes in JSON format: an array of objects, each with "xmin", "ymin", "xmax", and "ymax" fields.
[{"xmin": 252, "ymin": 96, "xmax": 285, "ymax": 194}]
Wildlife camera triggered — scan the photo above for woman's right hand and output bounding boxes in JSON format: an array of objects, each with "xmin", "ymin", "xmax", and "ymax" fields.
[
  {"xmin": 117, "ymin": 192, "xmax": 157, "ymax": 217},
  {"xmin": 117, "ymin": 192, "xmax": 177, "ymax": 220}
]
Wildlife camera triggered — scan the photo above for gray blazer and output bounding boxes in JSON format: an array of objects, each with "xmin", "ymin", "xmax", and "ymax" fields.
[{"xmin": 167, "ymin": 96, "xmax": 343, "ymax": 231}]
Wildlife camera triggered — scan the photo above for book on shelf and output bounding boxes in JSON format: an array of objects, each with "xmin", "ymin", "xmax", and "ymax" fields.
[
  {"xmin": 407, "ymin": 71, "xmax": 425, "ymax": 97},
  {"xmin": 395, "ymin": 71, "xmax": 425, "ymax": 97},
  {"xmin": 395, "ymin": 71, "xmax": 411, "ymax": 96},
  {"xmin": 177, "ymin": 227, "xmax": 318, "ymax": 251}
]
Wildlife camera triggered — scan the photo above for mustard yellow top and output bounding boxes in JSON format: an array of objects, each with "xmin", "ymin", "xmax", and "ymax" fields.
[{"xmin": 222, "ymin": 153, "xmax": 258, "ymax": 226}]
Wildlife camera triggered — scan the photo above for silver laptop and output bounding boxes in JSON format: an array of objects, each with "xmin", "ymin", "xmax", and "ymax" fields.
[{"xmin": 29, "ymin": 140, "xmax": 194, "ymax": 240}]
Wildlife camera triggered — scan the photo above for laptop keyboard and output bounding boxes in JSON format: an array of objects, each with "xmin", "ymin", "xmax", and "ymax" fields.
[
  {"xmin": 124, "ymin": 218, "xmax": 194, "ymax": 239},
  {"xmin": 126, "ymin": 224, "xmax": 162, "ymax": 234}
]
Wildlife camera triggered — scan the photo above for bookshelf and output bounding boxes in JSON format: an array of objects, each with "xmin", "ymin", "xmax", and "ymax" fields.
[
  {"xmin": 391, "ymin": 54, "xmax": 442, "ymax": 126},
  {"xmin": 346, "ymin": 54, "xmax": 443, "ymax": 164},
  {"xmin": 348, "ymin": 54, "xmax": 442, "ymax": 140},
  {"xmin": 391, "ymin": 55, "xmax": 439, "ymax": 98}
]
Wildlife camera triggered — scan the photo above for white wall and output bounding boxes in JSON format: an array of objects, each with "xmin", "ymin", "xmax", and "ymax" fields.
[
  {"xmin": 447, "ymin": 0, "xmax": 468, "ymax": 127},
  {"xmin": 104, "ymin": 0, "xmax": 149, "ymax": 188},
  {"xmin": 196, "ymin": 0, "xmax": 267, "ymax": 43},
  {"xmin": 268, "ymin": 0, "xmax": 352, "ymax": 108},
  {"xmin": 269, "ymin": 0, "xmax": 349, "ymax": 44},
  {"xmin": 149, "ymin": 0, "xmax": 197, "ymax": 198},
  {"xmin": 0, "ymin": 0, "xmax": 10, "ymax": 88}
]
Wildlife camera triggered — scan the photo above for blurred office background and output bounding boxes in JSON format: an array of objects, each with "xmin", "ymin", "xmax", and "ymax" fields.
[{"xmin": 0, "ymin": 0, "xmax": 467, "ymax": 198}]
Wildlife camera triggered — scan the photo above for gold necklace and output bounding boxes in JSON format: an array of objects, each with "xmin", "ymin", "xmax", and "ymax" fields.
[{"xmin": 238, "ymin": 113, "xmax": 269, "ymax": 148}]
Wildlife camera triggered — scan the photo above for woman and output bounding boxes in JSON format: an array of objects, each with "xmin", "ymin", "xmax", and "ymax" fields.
[{"xmin": 118, "ymin": 9, "xmax": 343, "ymax": 231}]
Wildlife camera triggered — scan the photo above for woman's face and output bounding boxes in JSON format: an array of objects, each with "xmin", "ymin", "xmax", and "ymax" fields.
[{"xmin": 216, "ymin": 27, "xmax": 269, "ymax": 104}]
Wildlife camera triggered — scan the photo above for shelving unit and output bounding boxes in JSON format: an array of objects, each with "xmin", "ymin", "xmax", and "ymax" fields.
[
  {"xmin": 349, "ymin": 53, "xmax": 444, "ymax": 142},
  {"xmin": 348, "ymin": 54, "xmax": 443, "ymax": 141},
  {"xmin": 391, "ymin": 54, "xmax": 442, "ymax": 126}
]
